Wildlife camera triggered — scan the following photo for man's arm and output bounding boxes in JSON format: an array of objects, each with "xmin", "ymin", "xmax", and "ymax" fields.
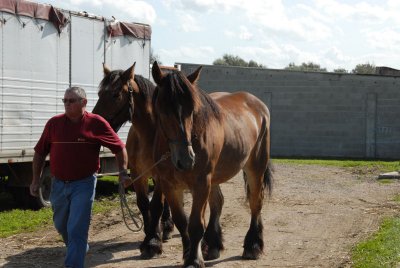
[
  {"xmin": 115, "ymin": 147, "xmax": 133, "ymax": 188},
  {"xmin": 30, "ymin": 152, "xmax": 46, "ymax": 197}
]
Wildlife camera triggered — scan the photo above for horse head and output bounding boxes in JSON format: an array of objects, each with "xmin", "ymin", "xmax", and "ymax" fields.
[
  {"xmin": 93, "ymin": 62, "xmax": 140, "ymax": 132},
  {"xmin": 152, "ymin": 61, "xmax": 203, "ymax": 171}
]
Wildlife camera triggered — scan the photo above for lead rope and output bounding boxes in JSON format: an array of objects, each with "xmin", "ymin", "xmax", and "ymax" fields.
[{"xmin": 119, "ymin": 152, "xmax": 171, "ymax": 232}]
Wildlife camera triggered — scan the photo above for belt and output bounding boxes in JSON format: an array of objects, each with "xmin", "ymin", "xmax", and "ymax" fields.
[
  {"xmin": 57, "ymin": 175, "xmax": 95, "ymax": 183},
  {"xmin": 60, "ymin": 179, "xmax": 80, "ymax": 184}
]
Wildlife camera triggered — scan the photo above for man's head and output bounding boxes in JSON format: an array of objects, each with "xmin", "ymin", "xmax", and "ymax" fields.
[{"xmin": 63, "ymin": 87, "xmax": 88, "ymax": 121}]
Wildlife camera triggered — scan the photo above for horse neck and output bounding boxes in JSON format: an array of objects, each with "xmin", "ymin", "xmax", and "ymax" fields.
[
  {"xmin": 131, "ymin": 92, "xmax": 156, "ymax": 137},
  {"xmin": 192, "ymin": 90, "xmax": 222, "ymax": 135}
]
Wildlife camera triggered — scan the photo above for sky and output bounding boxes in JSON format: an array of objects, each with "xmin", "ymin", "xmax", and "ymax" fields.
[{"xmin": 34, "ymin": 0, "xmax": 400, "ymax": 71}]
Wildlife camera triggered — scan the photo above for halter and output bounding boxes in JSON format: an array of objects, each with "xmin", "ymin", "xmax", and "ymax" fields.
[{"xmin": 127, "ymin": 80, "xmax": 135, "ymax": 122}]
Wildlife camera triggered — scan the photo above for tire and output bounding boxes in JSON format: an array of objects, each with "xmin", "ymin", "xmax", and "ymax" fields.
[
  {"xmin": 36, "ymin": 166, "xmax": 52, "ymax": 208},
  {"xmin": 22, "ymin": 166, "xmax": 52, "ymax": 210},
  {"xmin": 7, "ymin": 162, "xmax": 52, "ymax": 210}
]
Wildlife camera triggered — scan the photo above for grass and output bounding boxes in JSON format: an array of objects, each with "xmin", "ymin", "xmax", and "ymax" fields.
[
  {"xmin": 0, "ymin": 207, "xmax": 53, "ymax": 238},
  {"xmin": 273, "ymin": 158, "xmax": 400, "ymax": 172},
  {"xmin": 0, "ymin": 175, "xmax": 155, "ymax": 238},
  {"xmin": 274, "ymin": 158, "xmax": 400, "ymax": 169},
  {"xmin": 0, "ymin": 176, "xmax": 120, "ymax": 238},
  {"xmin": 0, "ymin": 198, "xmax": 120, "ymax": 238},
  {"xmin": 351, "ymin": 217, "xmax": 400, "ymax": 268},
  {"xmin": 351, "ymin": 194, "xmax": 400, "ymax": 268}
]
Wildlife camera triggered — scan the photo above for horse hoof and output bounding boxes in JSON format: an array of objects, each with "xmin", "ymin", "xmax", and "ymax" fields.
[
  {"xmin": 140, "ymin": 247, "xmax": 162, "ymax": 259},
  {"xmin": 242, "ymin": 247, "xmax": 262, "ymax": 260},
  {"xmin": 162, "ymin": 231, "xmax": 172, "ymax": 241},
  {"xmin": 203, "ymin": 248, "xmax": 220, "ymax": 261},
  {"xmin": 162, "ymin": 219, "xmax": 174, "ymax": 241},
  {"xmin": 184, "ymin": 259, "xmax": 205, "ymax": 268},
  {"xmin": 140, "ymin": 238, "xmax": 162, "ymax": 259}
]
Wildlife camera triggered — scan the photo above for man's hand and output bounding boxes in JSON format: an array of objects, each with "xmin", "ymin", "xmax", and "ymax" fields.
[
  {"xmin": 119, "ymin": 171, "xmax": 133, "ymax": 188},
  {"xmin": 30, "ymin": 181, "xmax": 40, "ymax": 197}
]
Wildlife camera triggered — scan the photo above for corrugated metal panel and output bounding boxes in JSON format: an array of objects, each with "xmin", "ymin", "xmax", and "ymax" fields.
[
  {"xmin": 105, "ymin": 29, "xmax": 151, "ymax": 140},
  {"xmin": 0, "ymin": 13, "xmax": 69, "ymax": 162},
  {"xmin": 0, "ymin": 11, "xmax": 151, "ymax": 163},
  {"xmin": 0, "ymin": 12, "xmax": 3, "ymax": 154},
  {"xmin": 108, "ymin": 34, "xmax": 151, "ymax": 79},
  {"xmin": 70, "ymin": 15, "xmax": 105, "ymax": 110}
]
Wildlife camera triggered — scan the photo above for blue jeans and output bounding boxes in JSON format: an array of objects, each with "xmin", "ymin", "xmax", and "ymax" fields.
[{"xmin": 50, "ymin": 175, "xmax": 97, "ymax": 268}]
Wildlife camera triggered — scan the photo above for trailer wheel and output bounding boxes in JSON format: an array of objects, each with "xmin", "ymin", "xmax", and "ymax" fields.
[
  {"xmin": 26, "ymin": 166, "xmax": 52, "ymax": 210},
  {"xmin": 36, "ymin": 166, "xmax": 52, "ymax": 208}
]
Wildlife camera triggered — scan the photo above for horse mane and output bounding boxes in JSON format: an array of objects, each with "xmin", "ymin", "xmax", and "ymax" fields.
[
  {"xmin": 134, "ymin": 74, "xmax": 156, "ymax": 102},
  {"xmin": 193, "ymin": 86, "xmax": 222, "ymax": 135},
  {"xmin": 155, "ymin": 70, "xmax": 222, "ymax": 136},
  {"xmin": 99, "ymin": 69, "xmax": 122, "ymax": 94},
  {"xmin": 99, "ymin": 69, "xmax": 155, "ymax": 104}
]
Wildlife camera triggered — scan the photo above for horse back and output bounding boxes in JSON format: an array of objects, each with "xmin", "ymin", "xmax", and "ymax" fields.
[
  {"xmin": 212, "ymin": 91, "xmax": 270, "ymax": 120},
  {"xmin": 210, "ymin": 91, "xmax": 270, "ymax": 183}
]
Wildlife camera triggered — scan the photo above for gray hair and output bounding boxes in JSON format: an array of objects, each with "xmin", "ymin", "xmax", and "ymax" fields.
[{"xmin": 65, "ymin": 86, "xmax": 87, "ymax": 99}]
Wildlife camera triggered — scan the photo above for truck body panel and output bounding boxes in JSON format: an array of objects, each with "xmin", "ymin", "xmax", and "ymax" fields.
[{"xmin": 0, "ymin": 0, "xmax": 151, "ymax": 207}]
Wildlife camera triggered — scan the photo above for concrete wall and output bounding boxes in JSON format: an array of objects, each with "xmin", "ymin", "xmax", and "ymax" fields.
[{"xmin": 179, "ymin": 63, "xmax": 400, "ymax": 159}]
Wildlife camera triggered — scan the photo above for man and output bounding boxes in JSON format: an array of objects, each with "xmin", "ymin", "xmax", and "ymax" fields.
[{"xmin": 30, "ymin": 86, "xmax": 132, "ymax": 268}]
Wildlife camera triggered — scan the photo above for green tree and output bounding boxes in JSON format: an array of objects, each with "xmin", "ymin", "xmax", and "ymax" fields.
[
  {"xmin": 213, "ymin": 54, "xmax": 265, "ymax": 68},
  {"xmin": 284, "ymin": 62, "xmax": 327, "ymax": 72},
  {"xmin": 333, "ymin": 68, "xmax": 348, "ymax": 73},
  {"xmin": 351, "ymin": 63, "xmax": 376, "ymax": 74},
  {"xmin": 248, "ymin": 60, "xmax": 265, "ymax": 68}
]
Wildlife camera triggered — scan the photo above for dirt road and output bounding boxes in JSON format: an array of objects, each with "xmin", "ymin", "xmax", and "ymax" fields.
[{"xmin": 1, "ymin": 163, "xmax": 400, "ymax": 267}]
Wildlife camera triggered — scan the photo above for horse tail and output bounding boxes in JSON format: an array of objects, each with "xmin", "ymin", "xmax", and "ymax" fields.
[
  {"xmin": 243, "ymin": 171, "xmax": 250, "ymax": 199},
  {"xmin": 243, "ymin": 112, "xmax": 274, "ymax": 200},
  {"xmin": 243, "ymin": 161, "xmax": 273, "ymax": 201},
  {"xmin": 264, "ymin": 161, "xmax": 274, "ymax": 197}
]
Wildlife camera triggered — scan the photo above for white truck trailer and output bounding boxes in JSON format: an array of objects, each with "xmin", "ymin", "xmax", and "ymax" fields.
[{"xmin": 0, "ymin": 0, "xmax": 151, "ymax": 208}]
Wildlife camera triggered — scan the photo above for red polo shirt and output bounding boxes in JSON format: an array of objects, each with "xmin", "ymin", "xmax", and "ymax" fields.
[{"xmin": 34, "ymin": 111, "xmax": 125, "ymax": 181}]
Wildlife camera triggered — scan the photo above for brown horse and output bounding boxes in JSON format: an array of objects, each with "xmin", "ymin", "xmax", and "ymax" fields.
[
  {"xmin": 92, "ymin": 63, "xmax": 173, "ymax": 258},
  {"xmin": 151, "ymin": 62, "xmax": 273, "ymax": 268}
]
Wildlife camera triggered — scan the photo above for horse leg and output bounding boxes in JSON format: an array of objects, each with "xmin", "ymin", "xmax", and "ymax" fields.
[
  {"xmin": 184, "ymin": 179, "xmax": 210, "ymax": 268},
  {"xmin": 242, "ymin": 118, "xmax": 272, "ymax": 259},
  {"xmin": 162, "ymin": 184, "xmax": 190, "ymax": 260},
  {"xmin": 202, "ymin": 184, "xmax": 224, "ymax": 260},
  {"xmin": 132, "ymin": 177, "xmax": 153, "ymax": 254},
  {"xmin": 241, "ymin": 169, "xmax": 265, "ymax": 260},
  {"xmin": 161, "ymin": 199, "xmax": 174, "ymax": 241},
  {"xmin": 140, "ymin": 178, "xmax": 165, "ymax": 259},
  {"xmin": 242, "ymin": 157, "xmax": 272, "ymax": 260}
]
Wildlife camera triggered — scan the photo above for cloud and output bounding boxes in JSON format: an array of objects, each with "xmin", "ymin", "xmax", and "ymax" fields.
[
  {"xmin": 364, "ymin": 28, "xmax": 400, "ymax": 51},
  {"xmin": 313, "ymin": 0, "xmax": 387, "ymax": 23},
  {"xmin": 162, "ymin": 0, "xmax": 245, "ymax": 13},
  {"xmin": 159, "ymin": 45, "xmax": 215, "ymax": 64},
  {"xmin": 62, "ymin": 0, "xmax": 157, "ymax": 24},
  {"xmin": 178, "ymin": 13, "xmax": 202, "ymax": 32},
  {"xmin": 225, "ymin": 26, "xmax": 253, "ymax": 41},
  {"xmin": 163, "ymin": 0, "xmax": 333, "ymax": 42},
  {"xmin": 387, "ymin": 1, "xmax": 400, "ymax": 24}
]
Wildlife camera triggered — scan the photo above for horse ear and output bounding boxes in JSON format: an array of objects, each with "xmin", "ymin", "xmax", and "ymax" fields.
[
  {"xmin": 187, "ymin": 66, "xmax": 202, "ymax": 84},
  {"xmin": 152, "ymin": 61, "xmax": 164, "ymax": 85},
  {"xmin": 122, "ymin": 62, "xmax": 136, "ymax": 82},
  {"xmin": 103, "ymin": 63, "xmax": 111, "ymax": 76}
]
